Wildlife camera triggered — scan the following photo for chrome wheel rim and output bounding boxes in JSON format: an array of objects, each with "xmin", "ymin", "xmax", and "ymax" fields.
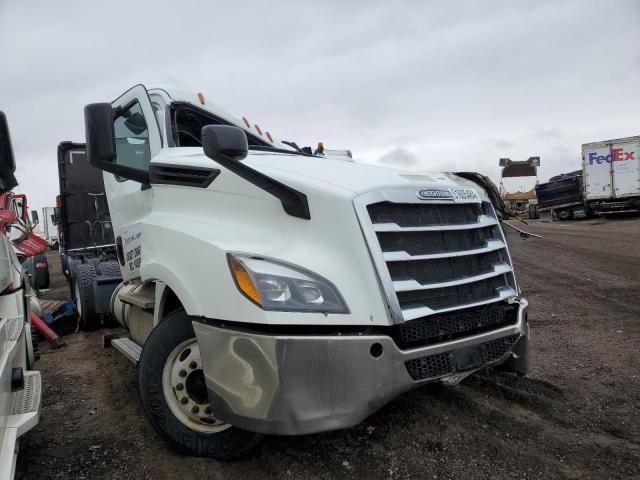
[{"xmin": 162, "ymin": 339, "xmax": 230, "ymax": 433}]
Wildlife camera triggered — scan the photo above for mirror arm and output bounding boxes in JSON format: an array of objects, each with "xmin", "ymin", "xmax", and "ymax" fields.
[{"xmin": 213, "ymin": 151, "xmax": 310, "ymax": 220}]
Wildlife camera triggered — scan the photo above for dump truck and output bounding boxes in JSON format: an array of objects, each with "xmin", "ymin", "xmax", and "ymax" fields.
[
  {"xmin": 582, "ymin": 136, "xmax": 640, "ymax": 215},
  {"xmin": 0, "ymin": 112, "xmax": 42, "ymax": 480},
  {"xmin": 81, "ymin": 84, "xmax": 531, "ymax": 459},
  {"xmin": 55, "ymin": 142, "xmax": 122, "ymax": 330},
  {"xmin": 535, "ymin": 170, "xmax": 588, "ymax": 220}
]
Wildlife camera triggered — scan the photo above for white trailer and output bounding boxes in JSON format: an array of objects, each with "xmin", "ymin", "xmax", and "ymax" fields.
[
  {"xmin": 41, "ymin": 207, "xmax": 58, "ymax": 248},
  {"xmin": 582, "ymin": 136, "xmax": 640, "ymax": 214}
]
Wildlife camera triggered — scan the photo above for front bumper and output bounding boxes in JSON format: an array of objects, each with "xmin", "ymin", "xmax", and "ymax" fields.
[{"xmin": 193, "ymin": 299, "xmax": 529, "ymax": 435}]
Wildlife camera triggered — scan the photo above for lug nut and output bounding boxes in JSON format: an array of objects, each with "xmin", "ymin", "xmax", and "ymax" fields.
[
  {"xmin": 175, "ymin": 383, "xmax": 184, "ymax": 391},
  {"xmin": 205, "ymin": 406, "xmax": 212, "ymax": 415},
  {"xmin": 191, "ymin": 406, "xmax": 200, "ymax": 414},
  {"xmin": 189, "ymin": 361, "xmax": 197, "ymax": 369},
  {"xmin": 180, "ymin": 397, "xmax": 188, "ymax": 405},
  {"xmin": 179, "ymin": 369, "xmax": 187, "ymax": 377}
]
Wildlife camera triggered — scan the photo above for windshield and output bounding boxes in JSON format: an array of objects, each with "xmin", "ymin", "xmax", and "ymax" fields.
[
  {"xmin": 168, "ymin": 102, "xmax": 314, "ymax": 157},
  {"xmin": 170, "ymin": 103, "xmax": 271, "ymax": 148}
]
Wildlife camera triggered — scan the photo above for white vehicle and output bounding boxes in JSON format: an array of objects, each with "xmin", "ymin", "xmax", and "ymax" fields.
[
  {"xmin": 81, "ymin": 84, "xmax": 530, "ymax": 459},
  {"xmin": 0, "ymin": 112, "xmax": 41, "ymax": 479},
  {"xmin": 582, "ymin": 136, "xmax": 640, "ymax": 214},
  {"xmin": 41, "ymin": 207, "xmax": 58, "ymax": 249}
]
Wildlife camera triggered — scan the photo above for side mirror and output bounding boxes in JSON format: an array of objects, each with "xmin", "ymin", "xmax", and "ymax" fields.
[
  {"xmin": 0, "ymin": 112, "xmax": 18, "ymax": 194},
  {"xmin": 84, "ymin": 103, "xmax": 149, "ymax": 184},
  {"xmin": 201, "ymin": 125, "xmax": 248, "ymax": 163},
  {"xmin": 53, "ymin": 206, "xmax": 61, "ymax": 225},
  {"xmin": 31, "ymin": 209, "xmax": 39, "ymax": 226},
  {"xmin": 84, "ymin": 103, "xmax": 116, "ymax": 167}
]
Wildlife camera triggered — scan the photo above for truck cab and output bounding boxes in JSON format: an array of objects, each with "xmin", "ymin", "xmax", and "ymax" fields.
[{"xmin": 83, "ymin": 84, "xmax": 530, "ymax": 459}]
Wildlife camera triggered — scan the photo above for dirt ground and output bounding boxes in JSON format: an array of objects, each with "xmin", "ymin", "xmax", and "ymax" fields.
[{"xmin": 15, "ymin": 218, "xmax": 640, "ymax": 480}]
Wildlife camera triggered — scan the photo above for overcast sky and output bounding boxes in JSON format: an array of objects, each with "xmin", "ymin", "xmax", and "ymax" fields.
[{"xmin": 1, "ymin": 0, "xmax": 639, "ymax": 216}]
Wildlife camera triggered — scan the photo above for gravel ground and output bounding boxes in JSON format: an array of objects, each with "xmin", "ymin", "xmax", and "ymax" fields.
[{"xmin": 15, "ymin": 218, "xmax": 640, "ymax": 480}]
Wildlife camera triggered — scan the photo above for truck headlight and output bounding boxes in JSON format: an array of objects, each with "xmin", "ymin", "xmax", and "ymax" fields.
[{"xmin": 227, "ymin": 254, "xmax": 349, "ymax": 313}]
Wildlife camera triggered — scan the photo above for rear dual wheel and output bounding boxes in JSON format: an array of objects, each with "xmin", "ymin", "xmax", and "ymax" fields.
[
  {"xmin": 138, "ymin": 309, "xmax": 261, "ymax": 459},
  {"xmin": 74, "ymin": 263, "xmax": 100, "ymax": 331}
]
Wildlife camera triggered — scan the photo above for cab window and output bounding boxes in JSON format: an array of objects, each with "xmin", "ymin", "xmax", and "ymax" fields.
[
  {"xmin": 170, "ymin": 104, "xmax": 269, "ymax": 148},
  {"xmin": 113, "ymin": 101, "xmax": 151, "ymax": 172}
]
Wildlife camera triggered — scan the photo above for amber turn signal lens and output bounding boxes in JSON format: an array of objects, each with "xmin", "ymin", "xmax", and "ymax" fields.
[{"xmin": 229, "ymin": 257, "xmax": 262, "ymax": 306}]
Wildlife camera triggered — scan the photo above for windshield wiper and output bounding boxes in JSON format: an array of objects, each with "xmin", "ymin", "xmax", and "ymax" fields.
[{"xmin": 249, "ymin": 144, "xmax": 313, "ymax": 157}]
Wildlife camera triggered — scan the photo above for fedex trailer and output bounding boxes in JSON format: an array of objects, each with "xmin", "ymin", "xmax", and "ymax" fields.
[{"xmin": 582, "ymin": 136, "xmax": 640, "ymax": 214}]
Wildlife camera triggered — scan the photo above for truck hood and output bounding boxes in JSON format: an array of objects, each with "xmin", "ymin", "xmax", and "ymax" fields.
[
  {"xmin": 247, "ymin": 152, "xmax": 459, "ymax": 195},
  {"xmin": 157, "ymin": 148, "xmax": 475, "ymax": 197}
]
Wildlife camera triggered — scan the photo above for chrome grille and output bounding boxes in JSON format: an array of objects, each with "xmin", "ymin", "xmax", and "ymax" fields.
[{"xmin": 354, "ymin": 189, "xmax": 518, "ymax": 323}]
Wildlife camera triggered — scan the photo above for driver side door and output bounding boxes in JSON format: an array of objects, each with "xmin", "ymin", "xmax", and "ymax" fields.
[{"xmin": 104, "ymin": 85, "xmax": 163, "ymax": 280}]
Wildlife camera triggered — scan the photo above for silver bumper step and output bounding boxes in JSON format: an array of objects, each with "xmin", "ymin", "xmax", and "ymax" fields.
[
  {"xmin": 118, "ymin": 292, "xmax": 155, "ymax": 309},
  {"xmin": 112, "ymin": 337, "xmax": 142, "ymax": 364}
]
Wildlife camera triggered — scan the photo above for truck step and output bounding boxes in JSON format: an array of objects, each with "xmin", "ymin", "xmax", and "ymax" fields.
[
  {"xmin": 112, "ymin": 337, "xmax": 142, "ymax": 364},
  {"xmin": 118, "ymin": 292, "xmax": 155, "ymax": 310},
  {"xmin": 8, "ymin": 370, "xmax": 42, "ymax": 437}
]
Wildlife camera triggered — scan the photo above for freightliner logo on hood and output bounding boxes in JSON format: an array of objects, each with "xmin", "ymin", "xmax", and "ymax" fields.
[{"xmin": 416, "ymin": 187, "xmax": 480, "ymax": 202}]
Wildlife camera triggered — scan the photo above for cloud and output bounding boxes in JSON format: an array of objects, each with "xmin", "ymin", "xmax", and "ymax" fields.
[
  {"xmin": 378, "ymin": 147, "xmax": 418, "ymax": 166},
  {"xmin": 0, "ymin": 0, "xmax": 638, "ymax": 213}
]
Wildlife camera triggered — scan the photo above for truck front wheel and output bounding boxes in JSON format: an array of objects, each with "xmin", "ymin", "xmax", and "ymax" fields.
[{"xmin": 137, "ymin": 309, "xmax": 261, "ymax": 459}]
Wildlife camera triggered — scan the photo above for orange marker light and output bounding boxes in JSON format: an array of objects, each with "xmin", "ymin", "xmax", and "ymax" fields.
[
  {"xmin": 254, "ymin": 124, "xmax": 262, "ymax": 135},
  {"xmin": 197, "ymin": 92, "xmax": 206, "ymax": 105},
  {"xmin": 242, "ymin": 116, "xmax": 251, "ymax": 128},
  {"xmin": 266, "ymin": 131, "xmax": 273, "ymax": 143},
  {"xmin": 229, "ymin": 257, "xmax": 262, "ymax": 306}
]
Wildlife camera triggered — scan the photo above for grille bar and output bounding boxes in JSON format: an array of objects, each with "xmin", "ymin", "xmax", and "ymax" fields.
[
  {"xmin": 383, "ymin": 239, "xmax": 506, "ymax": 261},
  {"xmin": 393, "ymin": 262, "xmax": 512, "ymax": 292},
  {"xmin": 373, "ymin": 215, "xmax": 498, "ymax": 232},
  {"xmin": 401, "ymin": 286, "xmax": 517, "ymax": 321}
]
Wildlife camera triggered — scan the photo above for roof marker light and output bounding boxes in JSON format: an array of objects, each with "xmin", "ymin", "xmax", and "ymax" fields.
[
  {"xmin": 242, "ymin": 116, "xmax": 251, "ymax": 128},
  {"xmin": 254, "ymin": 124, "xmax": 262, "ymax": 135},
  {"xmin": 266, "ymin": 131, "xmax": 273, "ymax": 143},
  {"xmin": 197, "ymin": 92, "xmax": 205, "ymax": 105}
]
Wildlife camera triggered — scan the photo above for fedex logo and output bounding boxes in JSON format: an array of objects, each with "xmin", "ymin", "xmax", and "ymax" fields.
[{"xmin": 588, "ymin": 149, "xmax": 635, "ymax": 165}]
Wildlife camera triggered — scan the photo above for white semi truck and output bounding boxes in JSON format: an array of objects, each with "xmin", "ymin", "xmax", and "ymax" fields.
[
  {"xmin": 82, "ymin": 84, "xmax": 531, "ymax": 459},
  {"xmin": 0, "ymin": 113, "xmax": 41, "ymax": 479}
]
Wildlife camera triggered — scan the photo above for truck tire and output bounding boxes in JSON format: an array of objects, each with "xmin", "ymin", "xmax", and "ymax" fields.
[
  {"xmin": 99, "ymin": 260, "xmax": 122, "ymax": 278},
  {"xmin": 138, "ymin": 309, "xmax": 261, "ymax": 459},
  {"xmin": 61, "ymin": 254, "xmax": 69, "ymax": 279},
  {"xmin": 74, "ymin": 263, "xmax": 100, "ymax": 331},
  {"xmin": 557, "ymin": 208, "xmax": 571, "ymax": 220},
  {"xmin": 34, "ymin": 254, "xmax": 50, "ymax": 289},
  {"xmin": 87, "ymin": 257, "xmax": 101, "ymax": 272},
  {"xmin": 66, "ymin": 256, "xmax": 81, "ymax": 280},
  {"xmin": 22, "ymin": 256, "xmax": 37, "ymax": 289}
]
